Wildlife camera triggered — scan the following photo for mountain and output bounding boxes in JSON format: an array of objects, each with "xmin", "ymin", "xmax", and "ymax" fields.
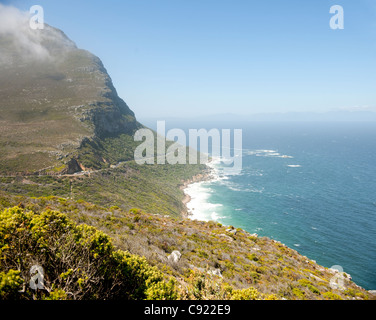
[
  {"xmin": 0, "ymin": 11, "xmax": 204, "ymax": 217},
  {"xmin": 0, "ymin": 20, "xmax": 141, "ymax": 175}
]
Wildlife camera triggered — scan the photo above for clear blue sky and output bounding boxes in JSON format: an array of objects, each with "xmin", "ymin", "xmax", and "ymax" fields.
[{"xmin": 3, "ymin": 0, "xmax": 376, "ymax": 119}]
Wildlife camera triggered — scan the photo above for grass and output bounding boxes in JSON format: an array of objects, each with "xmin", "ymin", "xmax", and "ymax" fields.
[{"xmin": 0, "ymin": 160, "xmax": 206, "ymax": 217}]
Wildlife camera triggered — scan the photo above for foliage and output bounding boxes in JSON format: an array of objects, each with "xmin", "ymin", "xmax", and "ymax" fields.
[
  {"xmin": 323, "ymin": 292, "xmax": 343, "ymax": 300},
  {"xmin": 178, "ymin": 268, "xmax": 228, "ymax": 300},
  {"xmin": 0, "ymin": 207, "xmax": 176, "ymax": 300},
  {"xmin": 230, "ymin": 287, "xmax": 266, "ymax": 300},
  {"xmin": 0, "ymin": 270, "xmax": 23, "ymax": 300},
  {"xmin": 0, "ymin": 160, "xmax": 206, "ymax": 217},
  {"xmin": 0, "ymin": 195, "xmax": 374, "ymax": 301},
  {"xmin": 145, "ymin": 279, "xmax": 178, "ymax": 300}
]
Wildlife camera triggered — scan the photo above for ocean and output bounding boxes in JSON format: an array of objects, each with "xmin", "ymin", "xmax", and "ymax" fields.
[
  {"xmin": 143, "ymin": 119, "xmax": 376, "ymax": 290},
  {"xmin": 180, "ymin": 121, "xmax": 376, "ymax": 291}
]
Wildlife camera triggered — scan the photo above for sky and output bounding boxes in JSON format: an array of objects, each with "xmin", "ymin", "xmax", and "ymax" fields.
[{"xmin": 1, "ymin": 0, "xmax": 376, "ymax": 119}]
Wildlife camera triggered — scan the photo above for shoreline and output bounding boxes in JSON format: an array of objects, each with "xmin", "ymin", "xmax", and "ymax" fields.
[
  {"xmin": 180, "ymin": 165, "xmax": 215, "ymax": 219},
  {"xmin": 179, "ymin": 165, "xmax": 376, "ymax": 294}
]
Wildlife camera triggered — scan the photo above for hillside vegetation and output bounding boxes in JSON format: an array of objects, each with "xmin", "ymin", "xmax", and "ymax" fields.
[
  {"xmin": 0, "ymin": 194, "xmax": 373, "ymax": 300},
  {"xmin": 0, "ymin": 160, "xmax": 207, "ymax": 217}
]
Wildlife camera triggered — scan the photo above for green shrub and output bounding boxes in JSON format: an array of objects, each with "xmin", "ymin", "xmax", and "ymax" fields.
[
  {"xmin": 230, "ymin": 287, "xmax": 261, "ymax": 300},
  {"xmin": 145, "ymin": 279, "xmax": 178, "ymax": 300},
  {"xmin": 0, "ymin": 207, "xmax": 176, "ymax": 300},
  {"xmin": 44, "ymin": 289, "xmax": 68, "ymax": 300},
  {"xmin": 307, "ymin": 284, "xmax": 320, "ymax": 295},
  {"xmin": 229, "ymin": 287, "xmax": 276, "ymax": 300},
  {"xmin": 292, "ymin": 288, "xmax": 305, "ymax": 300},
  {"xmin": 298, "ymin": 279, "xmax": 312, "ymax": 286},
  {"xmin": 323, "ymin": 292, "xmax": 343, "ymax": 300},
  {"xmin": 248, "ymin": 253, "xmax": 259, "ymax": 262},
  {"xmin": 298, "ymin": 278, "xmax": 320, "ymax": 295},
  {"xmin": 0, "ymin": 270, "xmax": 24, "ymax": 300}
]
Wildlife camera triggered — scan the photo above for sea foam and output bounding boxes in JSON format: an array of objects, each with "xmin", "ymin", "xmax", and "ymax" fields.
[{"xmin": 185, "ymin": 156, "xmax": 233, "ymax": 221}]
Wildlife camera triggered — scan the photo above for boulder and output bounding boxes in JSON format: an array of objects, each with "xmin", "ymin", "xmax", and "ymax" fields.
[
  {"xmin": 168, "ymin": 250, "xmax": 182, "ymax": 264},
  {"xmin": 208, "ymin": 268, "xmax": 223, "ymax": 278}
]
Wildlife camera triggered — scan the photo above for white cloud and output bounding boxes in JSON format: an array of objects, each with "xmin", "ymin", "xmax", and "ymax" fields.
[
  {"xmin": 0, "ymin": 4, "xmax": 52, "ymax": 61},
  {"xmin": 0, "ymin": 4, "xmax": 76, "ymax": 64}
]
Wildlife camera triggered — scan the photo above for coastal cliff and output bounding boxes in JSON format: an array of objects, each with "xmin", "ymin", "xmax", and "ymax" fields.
[{"xmin": 0, "ymin": 22, "xmax": 141, "ymax": 175}]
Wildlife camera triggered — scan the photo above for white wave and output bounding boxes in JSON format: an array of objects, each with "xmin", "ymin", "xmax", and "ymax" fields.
[
  {"xmin": 287, "ymin": 165, "xmax": 302, "ymax": 168},
  {"xmin": 185, "ymin": 181, "xmax": 223, "ymax": 222},
  {"xmin": 258, "ymin": 149, "xmax": 278, "ymax": 153},
  {"xmin": 245, "ymin": 170, "xmax": 264, "ymax": 177},
  {"xmin": 184, "ymin": 155, "xmax": 244, "ymax": 222},
  {"xmin": 207, "ymin": 156, "xmax": 243, "ymax": 180},
  {"xmin": 245, "ymin": 149, "xmax": 294, "ymax": 160},
  {"xmin": 244, "ymin": 150, "xmax": 258, "ymax": 156},
  {"xmin": 211, "ymin": 211, "xmax": 227, "ymax": 220},
  {"xmin": 218, "ymin": 179, "xmax": 264, "ymax": 193},
  {"xmin": 245, "ymin": 149, "xmax": 278, "ymax": 156}
]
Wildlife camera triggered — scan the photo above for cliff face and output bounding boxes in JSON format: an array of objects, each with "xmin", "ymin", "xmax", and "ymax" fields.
[{"xmin": 0, "ymin": 18, "xmax": 141, "ymax": 174}]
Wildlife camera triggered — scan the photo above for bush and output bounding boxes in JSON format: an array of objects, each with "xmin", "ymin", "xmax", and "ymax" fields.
[
  {"xmin": 229, "ymin": 287, "xmax": 277, "ymax": 300},
  {"xmin": 145, "ymin": 279, "xmax": 178, "ymax": 300},
  {"xmin": 298, "ymin": 278, "xmax": 320, "ymax": 295},
  {"xmin": 230, "ymin": 287, "xmax": 261, "ymax": 300},
  {"xmin": 0, "ymin": 270, "xmax": 24, "ymax": 300},
  {"xmin": 292, "ymin": 287, "xmax": 305, "ymax": 300},
  {"xmin": 323, "ymin": 291, "xmax": 343, "ymax": 300},
  {"xmin": 0, "ymin": 207, "xmax": 177, "ymax": 300}
]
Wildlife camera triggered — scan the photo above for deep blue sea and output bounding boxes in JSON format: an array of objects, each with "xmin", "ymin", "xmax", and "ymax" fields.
[{"xmin": 145, "ymin": 120, "xmax": 376, "ymax": 290}]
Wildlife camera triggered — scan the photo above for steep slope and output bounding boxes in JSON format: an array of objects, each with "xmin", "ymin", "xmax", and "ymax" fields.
[
  {"xmin": 0, "ymin": 16, "xmax": 140, "ymax": 175},
  {"xmin": 0, "ymin": 194, "xmax": 374, "ymax": 300},
  {"xmin": 0, "ymin": 8, "xmax": 204, "ymax": 216}
]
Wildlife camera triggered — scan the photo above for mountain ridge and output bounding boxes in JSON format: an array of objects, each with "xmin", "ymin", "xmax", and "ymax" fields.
[{"xmin": 0, "ymin": 20, "xmax": 141, "ymax": 175}]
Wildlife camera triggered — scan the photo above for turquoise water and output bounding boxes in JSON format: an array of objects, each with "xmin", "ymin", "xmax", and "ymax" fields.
[{"xmin": 180, "ymin": 121, "xmax": 376, "ymax": 290}]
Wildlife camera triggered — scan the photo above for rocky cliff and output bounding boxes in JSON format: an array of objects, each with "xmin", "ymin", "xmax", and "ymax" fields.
[{"xmin": 0, "ymin": 16, "xmax": 141, "ymax": 175}]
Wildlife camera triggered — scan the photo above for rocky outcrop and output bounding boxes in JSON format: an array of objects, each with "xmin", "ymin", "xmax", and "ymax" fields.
[
  {"xmin": 64, "ymin": 159, "xmax": 82, "ymax": 174},
  {"xmin": 168, "ymin": 251, "xmax": 182, "ymax": 264},
  {"xmin": 91, "ymin": 102, "xmax": 140, "ymax": 138}
]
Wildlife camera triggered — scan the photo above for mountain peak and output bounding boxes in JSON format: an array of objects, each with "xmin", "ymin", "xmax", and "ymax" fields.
[{"xmin": 0, "ymin": 8, "xmax": 141, "ymax": 174}]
